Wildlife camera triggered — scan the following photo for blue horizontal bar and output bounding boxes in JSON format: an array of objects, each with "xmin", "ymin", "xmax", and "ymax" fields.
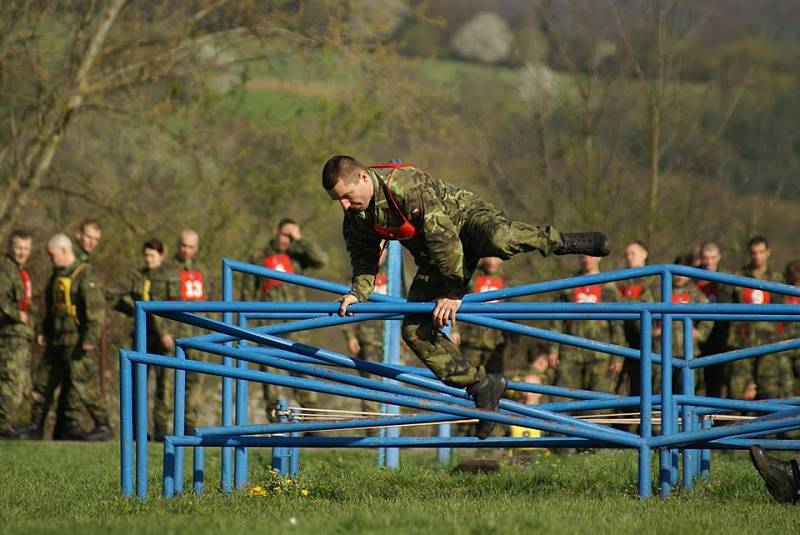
[{"xmin": 690, "ymin": 338, "xmax": 800, "ymax": 369}]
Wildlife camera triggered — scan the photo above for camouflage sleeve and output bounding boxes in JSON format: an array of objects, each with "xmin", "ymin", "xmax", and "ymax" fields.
[
  {"xmin": 106, "ymin": 270, "xmax": 137, "ymax": 316},
  {"xmin": 0, "ymin": 271, "xmax": 22, "ymax": 324},
  {"xmin": 152, "ymin": 268, "xmax": 181, "ymax": 337},
  {"xmin": 79, "ymin": 268, "xmax": 106, "ymax": 346},
  {"xmin": 343, "ymin": 216, "xmax": 381, "ymax": 302},
  {"xmin": 290, "ymin": 238, "xmax": 328, "ymax": 270},
  {"xmin": 342, "ymin": 325, "xmax": 356, "ymax": 342},
  {"xmin": 414, "ymin": 186, "xmax": 465, "ymax": 299}
]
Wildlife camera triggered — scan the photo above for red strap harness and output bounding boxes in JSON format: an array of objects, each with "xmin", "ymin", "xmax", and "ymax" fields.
[{"xmin": 369, "ymin": 163, "xmax": 418, "ymax": 241}]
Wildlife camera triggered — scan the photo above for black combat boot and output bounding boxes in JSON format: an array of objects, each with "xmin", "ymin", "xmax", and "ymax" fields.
[
  {"xmin": 467, "ymin": 374, "xmax": 507, "ymax": 440},
  {"xmin": 750, "ymin": 445, "xmax": 800, "ymax": 504},
  {"xmin": 84, "ymin": 420, "xmax": 113, "ymax": 442},
  {"xmin": 60, "ymin": 420, "xmax": 88, "ymax": 441},
  {"xmin": 14, "ymin": 423, "xmax": 44, "ymax": 440},
  {"xmin": 554, "ymin": 232, "xmax": 611, "ymax": 257}
]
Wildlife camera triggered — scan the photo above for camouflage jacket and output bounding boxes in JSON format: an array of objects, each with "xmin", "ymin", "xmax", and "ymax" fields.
[
  {"xmin": 616, "ymin": 276, "xmax": 655, "ymax": 349},
  {"xmin": 343, "ymin": 166, "xmax": 486, "ymax": 301},
  {"xmin": 71, "ymin": 238, "xmax": 90, "ymax": 264},
  {"xmin": 0, "ymin": 255, "xmax": 35, "ymax": 339},
  {"xmin": 243, "ymin": 238, "xmax": 328, "ymax": 302},
  {"xmin": 655, "ymin": 280, "xmax": 712, "ymax": 357},
  {"xmin": 106, "ymin": 263, "xmax": 180, "ymax": 339},
  {"xmin": 728, "ymin": 264, "xmax": 783, "ymax": 348},
  {"xmin": 552, "ymin": 274, "xmax": 625, "ymax": 363},
  {"xmin": 454, "ymin": 265, "xmax": 506, "ymax": 351},
  {"xmin": 42, "ymin": 260, "xmax": 105, "ymax": 347}
]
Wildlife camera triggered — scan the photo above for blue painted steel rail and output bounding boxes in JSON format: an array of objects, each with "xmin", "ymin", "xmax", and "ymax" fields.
[{"xmin": 118, "ymin": 261, "xmax": 800, "ymax": 500}]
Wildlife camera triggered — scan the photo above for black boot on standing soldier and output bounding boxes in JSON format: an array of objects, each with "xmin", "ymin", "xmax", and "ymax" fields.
[
  {"xmin": 468, "ymin": 374, "xmax": 507, "ymax": 440},
  {"xmin": 554, "ymin": 232, "xmax": 611, "ymax": 257}
]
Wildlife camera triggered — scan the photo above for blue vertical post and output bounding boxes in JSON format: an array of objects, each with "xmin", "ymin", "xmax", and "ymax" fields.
[
  {"xmin": 134, "ymin": 305, "xmax": 149, "ymax": 498},
  {"xmin": 163, "ymin": 439, "xmax": 175, "ymax": 498},
  {"xmin": 638, "ymin": 310, "xmax": 653, "ymax": 499},
  {"xmin": 700, "ymin": 416, "xmax": 712, "ymax": 479},
  {"xmin": 437, "ymin": 322, "xmax": 453, "ymax": 466},
  {"xmin": 381, "ymin": 240, "xmax": 403, "ymax": 469},
  {"xmin": 681, "ymin": 317, "xmax": 696, "ymax": 489},
  {"xmin": 173, "ymin": 346, "xmax": 187, "ymax": 494},
  {"xmin": 272, "ymin": 399, "xmax": 290, "ymax": 475},
  {"xmin": 221, "ymin": 261, "xmax": 234, "ymax": 493},
  {"xmin": 193, "ymin": 446, "xmax": 205, "ymax": 494},
  {"xmin": 235, "ymin": 311, "xmax": 249, "ymax": 488},
  {"xmin": 120, "ymin": 352, "xmax": 133, "ymax": 496},
  {"xmin": 659, "ymin": 272, "xmax": 673, "ymax": 498},
  {"xmin": 290, "ymin": 413, "xmax": 301, "ymax": 476}
]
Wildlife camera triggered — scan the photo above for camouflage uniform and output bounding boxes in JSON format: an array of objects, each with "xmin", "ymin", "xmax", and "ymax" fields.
[
  {"xmin": 453, "ymin": 265, "xmax": 507, "ymax": 375},
  {"xmin": 0, "ymin": 255, "xmax": 35, "ymax": 434},
  {"xmin": 29, "ymin": 260, "xmax": 109, "ymax": 433},
  {"xmin": 343, "ymin": 165, "xmax": 562, "ymax": 387},
  {"xmin": 343, "ymin": 266, "xmax": 388, "ymax": 421},
  {"xmin": 783, "ymin": 292, "xmax": 800, "ymax": 396},
  {"xmin": 651, "ymin": 280, "xmax": 711, "ymax": 394},
  {"xmin": 552, "ymin": 276, "xmax": 624, "ymax": 394},
  {"xmin": 173, "ymin": 255, "xmax": 211, "ymax": 431},
  {"xmin": 615, "ymin": 277, "xmax": 655, "ymax": 397},
  {"xmin": 107, "ymin": 263, "xmax": 180, "ymax": 437},
  {"xmin": 244, "ymin": 238, "xmax": 327, "ymax": 414},
  {"xmin": 727, "ymin": 265, "xmax": 789, "ymax": 400},
  {"xmin": 696, "ymin": 276, "xmax": 734, "ymax": 398}
]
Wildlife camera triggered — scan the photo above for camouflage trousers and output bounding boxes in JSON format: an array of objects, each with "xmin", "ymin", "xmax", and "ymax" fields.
[
  {"xmin": 728, "ymin": 353, "xmax": 793, "ymax": 400},
  {"xmin": 0, "ymin": 336, "xmax": 32, "ymax": 432},
  {"xmin": 29, "ymin": 345, "xmax": 109, "ymax": 430},
  {"xmin": 401, "ymin": 218, "xmax": 561, "ymax": 387},
  {"xmin": 555, "ymin": 350, "xmax": 617, "ymax": 394},
  {"xmin": 147, "ymin": 363, "xmax": 204, "ymax": 437}
]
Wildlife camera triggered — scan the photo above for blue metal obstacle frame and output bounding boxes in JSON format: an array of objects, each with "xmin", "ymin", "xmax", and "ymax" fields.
[{"xmin": 119, "ymin": 245, "xmax": 800, "ymax": 499}]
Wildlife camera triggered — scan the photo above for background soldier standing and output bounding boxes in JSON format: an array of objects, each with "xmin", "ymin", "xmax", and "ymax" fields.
[
  {"xmin": 0, "ymin": 230, "xmax": 35, "ymax": 438},
  {"xmin": 243, "ymin": 218, "xmax": 328, "ymax": 418},
  {"xmin": 106, "ymin": 238, "xmax": 179, "ymax": 440},
  {"xmin": 697, "ymin": 241, "xmax": 733, "ymax": 398},
  {"xmin": 615, "ymin": 240, "xmax": 655, "ymax": 397},
  {"xmin": 19, "ymin": 234, "xmax": 110, "ymax": 441},
  {"xmin": 727, "ymin": 236, "xmax": 788, "ymax": 400},
  {"xmin": 172, "ymin": 229, "xmax": 209, "ymax": 434},
  {"xmin": 553, "ymin": 255, "xmax": 624, "ymax": 396},
  {"xmin": 72, "ymin": 220, "xmax": 102, "ymax": 264}
]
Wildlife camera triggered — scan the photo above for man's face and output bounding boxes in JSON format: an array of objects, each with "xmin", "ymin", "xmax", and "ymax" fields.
[
  {"xmin": 143, "ymin": 248, "xmax": 163, "ymax": 271},
  {"xmin": 701, "ymin": 247, "xmax": 721, "ymax": 271},
  {"xmin": 178, "ymin": 233, "xmax": 199, "ymax": 262},
  {"xmin": 481, "ymin": 257, "xmax": 502, "ymax": 274},
  {"xmin": 624, "ymin": 244, "xmax": 647, "ymax": 268},
  {"xmin": 47, "ymin": 245, "xmax": 70, "ymax": 268},
  {"xmin": 10, "ymin": 237, "xmax": 31, "ymax": 265},
  {"xmin": 327, "ymin": 171, "xmax": 374, "ymax": 212},
  {"xmin": 674, "ymin": 275, "xmax": 690, "ymax": 287},
  {"xmin": 749, "ymin": 243, "xmax": 770, "ymax": 268},
  {"xmin": 76, "ymin": 225, "xmax": 101, "ymax": 253},
  {"xmin": 580, "ymin": 255, "xmax": 601, "ymax": 273}
]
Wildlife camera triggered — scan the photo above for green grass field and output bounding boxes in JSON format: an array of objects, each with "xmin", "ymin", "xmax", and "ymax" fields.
[{"xmin": 1, "ymin": 441, "xmax": 798, "ymax": 534}]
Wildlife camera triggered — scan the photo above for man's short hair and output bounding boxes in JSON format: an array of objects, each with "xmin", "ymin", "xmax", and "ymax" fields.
[
  {"xmin": 700, "ymin": 241, "xmax": 720, "ymax": 255},
  {"xmin": 79, "ymin": 219, "xmax": 101, "ymax": 233},
  {"xmin": 785, "ymin": 260, "xmax": 800, "ymax": 286},
  {"xmin": 627, "ymin": 240, "xmax": 649, "ymax": 254},
  {"xmin": 48, "ymin": 233, "xmax": 73, "ymax": 251},
  {"xmin": 321, "ymin": 155, "xmax": 366, "ymax": 190},
  {"xmin": 143, "ymin": 238, "xmax": 165, "ymax": 254},
  {"xmin": 8, "ymin": 229, "xmax": 32, "ymax": 245},
  {"xmin": 748, "ymin": 235, "xmax": 769, "ymax": 250},
  {"xmin": 277, "ymin": 218, "xmax": 297, "ymax": 229}
]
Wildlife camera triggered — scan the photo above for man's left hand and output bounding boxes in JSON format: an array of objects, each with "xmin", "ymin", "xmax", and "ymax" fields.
[{"xmin": 433, "ymin": 297, "xmax": 461, "ymax": 329}]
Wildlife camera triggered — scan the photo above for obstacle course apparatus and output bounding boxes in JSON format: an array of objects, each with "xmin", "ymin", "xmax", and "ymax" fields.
[{"xmin": 119, "ymin": 242, "xmax": 800, "ymax": 499}]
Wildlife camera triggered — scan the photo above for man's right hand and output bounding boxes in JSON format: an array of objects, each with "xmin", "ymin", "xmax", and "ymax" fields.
[
  {"xmin": 548, "ymin": 351, "xmax": 559, "ymax": 369},
  {"xmin": 347, "ymin": 337, "xmax": 361, "ymax": 355},
  {"xmin": 162, "ymin": 334, "xmax": 175, "ymax": 352},
  {"xmin": 337, "ymin": 294, "xmax": 359, "ymax": 316},
  {"xmin": 37, "ymin": 334, "xmax": 46, "ymax": 347},
  {"xmin": 19, "ymin": 311, "xmax": 29, "ymax": 325}
]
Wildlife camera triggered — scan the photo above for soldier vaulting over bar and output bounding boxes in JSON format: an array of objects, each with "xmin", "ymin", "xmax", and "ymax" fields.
[{"xmin": 322, "ymin": 155, "xmax": 610, "ymax": 439}]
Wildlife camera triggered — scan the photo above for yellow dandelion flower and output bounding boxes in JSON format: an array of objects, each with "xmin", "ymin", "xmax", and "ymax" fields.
[
  {"xmin": 300, "ymin": 489, "xmax": 310, "ymax": 497},
  {"xmin": 285, "ymin": 478, "xmax": 293, "ymax": 485},
  {"xmin": 248, "ymin": 486, "xmax": 267, "ymax": 497},
  {"xmin": 273, "ymin": 486, "xmax": 282, "ymax": 493}
]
